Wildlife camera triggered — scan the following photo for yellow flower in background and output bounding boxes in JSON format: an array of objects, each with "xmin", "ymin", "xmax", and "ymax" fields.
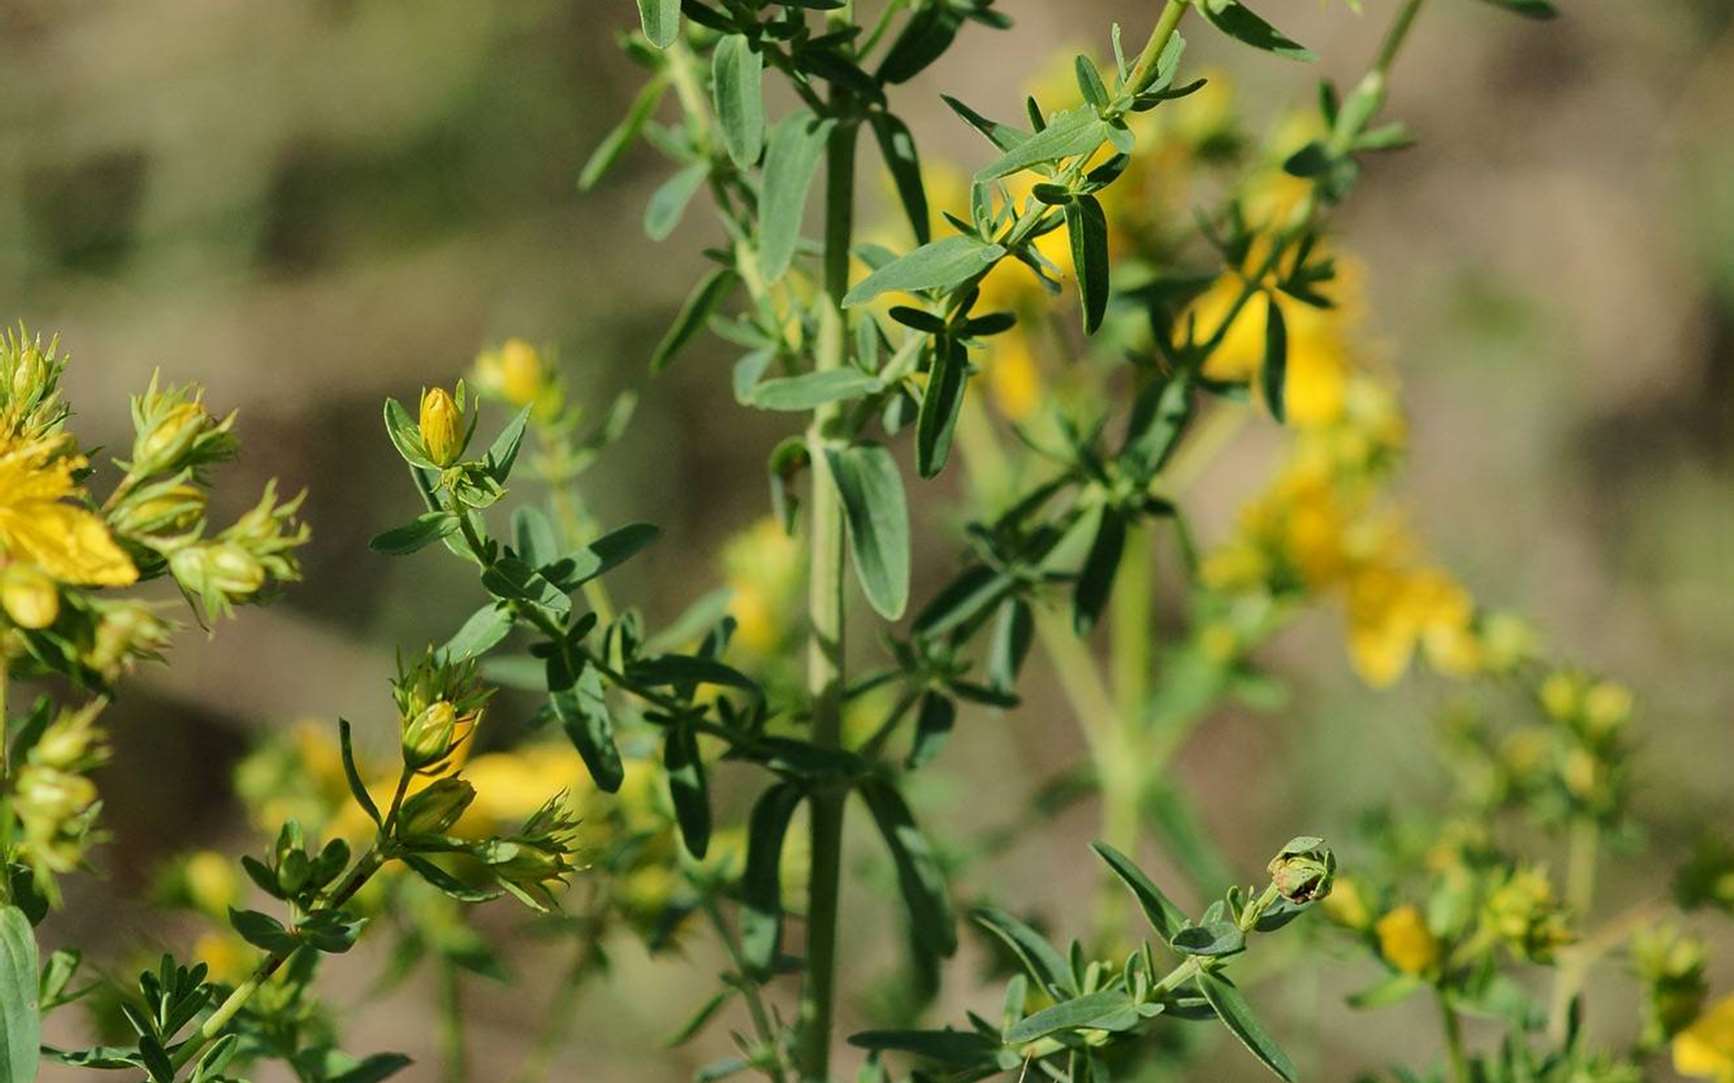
[
  {"xmin": 183, "ymin": 850, "xmax": 240, "ymax": 917},
  {"xmin": 460, "ymin": 742, "xmax": 591, "ymax": 836},
  {"xmin": 1675, "ymin": 995, "xmax": 1734, "ymax": 1082},
  {"xmin": 1321, "ymin": 875, "xmax": 1372, "ymax": 929},
  {"xmin": 193, "ymin": 931, "xmax": 252, "ymax": 985},
  {"xmin": 723, "ymin": 517, "xmax": 802, "ymax": 656},
  {"xmin": 984, "ymin": 330, "xmax": 1044, "ymax": 422},
  {"xmin": 0, "ymin": 433, "xmax": 137, "ymax": 588},
  {"xmin": 472, "ymin": 338, "xmax": 565, "ymax": 423},
  {"xmin": 1375, "ymin": 904, "xmax": 1440, "ymax": 975}
]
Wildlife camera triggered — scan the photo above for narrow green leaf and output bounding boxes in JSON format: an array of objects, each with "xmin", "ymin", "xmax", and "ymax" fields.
[
  {"xmin": 740, "ymin": 781, "xmax": 805, "ymax": 975},
  {"xmin": 403, "ymin": 855, "xmax": 502, "ymax": 904},
  {"xmin": 644, "ymin": 161, "xmax": 709, "ymax": 241},
  {"xmin": 876, "ymin": 5, "xmax": 964, "ymax": 84},
  {"xmin": 941, "ymin": 94, "xmax": 1026, "ymax": 152},
  {"xmin": 847, "ymin": 1029, "xmax": 995, "ymax": 1067},
  {"xmin": 557, "ymin": 521, "xmax": 661, "ymax": 589},
  {"xmin": 636, "ymin": 0, "xmax": 680, "ymax": 48},
  {"xmin": 974, "ymin": 108, "xmax": 1110, "ymax": 182},
  {"xmin": 1171, "ymin": 920, "xmax": 1246, "ymax": 957},
  {"xmin": 906, "ymin": 691, "xmax": 955, "ymax": 769},
  {"xmin": 915, "ymin": 339, "xmax": 967, "ymax": 478},
  {"xmin": 1065, "ymin": 193, "xmax": 1110, "ymax": 334},
  {"xmin": 842, "ymin": 235, "xmax": 1005, "ymax": 307},
  {"xmin": 1072, "ymin": 507, "xmax": 1126, "ymax": 635},
  {"xmin": 1005, "ymin": 989, "xmax": 1139, "ymax": 1044},
  {"xmin": 442, "ymin": 602, "xmax": 514, "ymax": 662},
  {"xmin": 987, "ymin": 598, "xmax": 1034, "ymax": 692},
  {"xmin": 1197, "ymin": 971, "xmax": 1298, "ymax": 1082},
  {"xmin": 629, "ymin": 654, "xmax": 759, "ymax": 692},
  {"xmin": 651, "ymin": 268, "xmax": 738, "ymax": 372},
  {"xmin": 713, "ymin": 35, "xmax": 765, "ymax": 169},
  {"xmin": 665, "ymin": 724, "xmax": 711, "ymax": 858},
  {"xmin": 369, "ymin": 512, "xmax": 458, "ymax": 556},
  {"xmin": 553, "ymin": 661, "xmax": 624, "ymax": 793},
  {"xmin": 1261, "ymin": 294, "xmax": 1288, "ymax": 422},
  {"xmin": 1197, "ymin": 0, "xmax": 1315, "ymax": 62},
  {"xmin": 0, "ymin": 906, "xmax": 39, "ymax": 1083},
  {"xmin": 486, "ymin": 405, "xmax": 533, "ymax": 482},
  {"xmin": 971, "ymin": 906, "xmax": 1076, "ymax": 998},
  {"xmin": 859, "ymin": 779, "xmax": 957, "ymax": 959},
  {"xmin": 825, "ymin": 443, "xmax": 911, "ymax": 621},
  {"xmin": 338, "ymin": 719, "xmax": 382, "ymax": 826},
  {"xmin": 1473, "ymin": 0, "xmax": 1557, "ymax": 17},
  {"xmin": 759, "ymin": 112, "xmax": 837, "ymax": 283},
  {"xmin": 229, "ymin": 907, "xmax": 300, "ymax": 954},
  {"xmin": 382, "ymin": 398, "xmax": 435, "ymax": 469},
  {"xmin": 328, "ymin": 1054, "xmax": 415, "ymax": 1083},
  {"xmin": 1074, "ymin": 55, "xmax": 1109, "ymax": 110},
  {"xmin": 666, "ymin": 988, "xmax": 736, "ymax": 1048},
  {"xmin": 869, "ymin": 111, "xmax": 930, "ymax": 245},
  {"xmin": 747, "ymin": 369, "xmax": 881, "ymax": 411},
  {"xmin": 1121, "ymin": 371, "xmax": 1193, "ymax": 479},
  {"xmin": 580, "ymin": 77, "xmax": 668, "ymax": 191},
  {"xmin": 1090, "ymin": 841, "xmax": 1189, "ymax": 941}
]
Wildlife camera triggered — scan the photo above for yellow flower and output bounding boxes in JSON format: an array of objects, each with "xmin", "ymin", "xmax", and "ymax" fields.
[
  {"xmin": 984, "ymin": 330, "xmax": 1044, "ymax": 422},
  {"xmin": 1321, "ymin": 875, "xmax": 1371, "ymax": 930},
  {"xmin": 723, "ymin": 518, "xmax": 802, "ymax": 656},
  {"xmin": 183, "ymin": 851, "xmax": 240, "ymax": 916},
  {"xmin": 1375, "ymin": 904, "xmax": 1440, "ymax": 975},
  {"xmin": 193, "ymin": 931, "xmax": 253, "ymax": 985},
  {"xmin": 419, "ymin": 387, "xmax": 464, "ymax": 467},
  {"xmin": 1583, "ymin": 680, "xmax": 1633, "ymax": 736},
  {"xmin": 475, "ymin": 339, "xmax": 546, "ymax": 408},
  {"xmin": 1675, "ymin": 995, "xmax": 1734, "ymax": 1082},
  {"xmin": 0, "ymin": 433, "xmax": 137, "ymax": 587}
]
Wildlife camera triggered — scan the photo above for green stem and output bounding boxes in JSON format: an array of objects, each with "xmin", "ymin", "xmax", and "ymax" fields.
[
  {"xmin": 1438, "ymin": 993, "xmax": 1471, "ymax": 1083},
  {"xmin": 702, "ymin": 897, "xmax": 787, "ymax": 1083},
  {"xmin": 1566, "ymin": 816, "xmax": 1598, "ymax": 918},
  {"xmin": 795, "ymin": 106, "xmax": 859, "ymax": 1083},
  {"xmin": 439, "ymin": 961, "xmax": 467, "ymax": 1083},
  {"xmin": 1375, "ymin": 0, "xmax": 1428, "ymax": 77},
  {"xmin": 1124, "ymin": 0, "xmax": 1191, "ymax": 96}
]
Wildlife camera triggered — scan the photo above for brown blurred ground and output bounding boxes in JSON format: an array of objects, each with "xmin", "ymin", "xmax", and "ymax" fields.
[{"xmin": 3, "ymin": 1, "xmax": 1732, "ymax": 1079}]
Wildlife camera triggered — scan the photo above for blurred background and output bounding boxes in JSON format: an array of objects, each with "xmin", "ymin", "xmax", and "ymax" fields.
[{"xmin": 3, "ymin": 0, "xmax": 1731, "ymax": 1078}]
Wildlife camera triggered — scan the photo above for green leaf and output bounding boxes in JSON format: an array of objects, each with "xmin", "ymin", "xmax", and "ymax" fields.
[
  {"xmin": 941, "ymin": 94, "xmax": 1026, "ymax": 152},
  {"xmin": 552, "ymin": 661, "xmax": 624, "ymax": 793},
  {"xmin": 906, "ymin": 691, "xmax": 955, "ymax": 769},
  {"xmin": 842, "ymin": 235, "xmax": 1005, "ymax": 307},
  {"xmin": 328, "ymin": 1053, "xmax": 415, "ymax": 1083},
  {"xmin": 229, "ymin": 907, "xmax": 301, "ymax": 954},
  {"xmin": 1074, "ymin": 55, "xmax": 1109, "ymax": 110},
  {"xmin": 712, "ymin": 34, "xmax": 765, "ymax": 169},
  {"xmin": 644, "ymin": 161, "xmax": 709, "ymax": 242},
  {"xmin": 636, "ymin": 0, "xmax": 680, "ymax": 48},
  {"xmin": 664, "ymin": 725, "xmax": 711, "ymax": 859},
  {"xmin": 339, "ymin": 718, "xmax": 382, "ymax": 826},
  {"xmin": 629, "ymin": 654, "xmax": 759, "ymax": 692},
  {"xmin": 1121, "ymin": 371, "xmax": 1193, "ymax": 479},
  {"xmin": 512, "ymin": 505, "xmax": 559, "ymax": 569},
  {"xmin": 740, "ymin": 781, "xmax": 805, "ymax": 976},
  {"xmin": 747, "ymin": 369, "xmax": 881, "ymax": 411},
  {"xmin": 1197, "ymin": 0, "xmax": 1315, "ymax": 62},
  {"xmin": 402, "ymin": 855, "xmax": 502, "ymax": 904},
  {"xmin": 847, "ymin": 1029, "xmax": 996, "ymax": 1067},
  {"xmin": 825, "ymin": 443, "xmax": 911, "ymax": 621},
  {"xmin": 651, "ymin": 267, "xmax": 738, "ymax": 372},
  {"xmin": 581, "ymin": 76, "xmax": 669, "ymax": 191},
  {"xmin": 370, "ymin": 512, "xmax": 459, "ymax": 556},
  {"xmin": 1005, "ymin": 989, "xmax": 1139, "ymax": 1044},
  {"xmin": 915, "ymin": 339, "xmax": 967, "ymax": 478},
  {"xmin": 1171, "ymin": 920, "xmax": 1246, "ymax": 957},
  {"xmin": 759, "ymin": 112, "xmax": 837, "ymax": 283},
  {"xmin": 1089, "ymin": 841, "xmax": 1189, "ymax": 940},
  {"xmin": 1065, "ymin": 193, "xmax": 1110, "ymax": 334},
  {"xmin": 869, "ymin": 112, "xmax": 930, "ymax": 245},
  {"xmin": 858, "ymin": 778, "xmax": 956, "ymax": 960},
  {"xmin": 1260, "ymin": 294, "xmax": 1288, "ymax": 422},
  {"xmin": 666, "ymin": 988, "xmax": 735, "ymax": 1048},
  {"xmin": 382, "ymin": 398, "xmax": 435, "ymax": 469},
  {"xmin": 1072, "ymin": 506, "xmax": 1126, "ymax": 635},
  {"xmin": 442, "ymin": 602, "xmax": 514, "ymax": 662},
  {"xmin": 1197, "ymin": 971, "xmax": 1298, "ymax": 1082},
  {"xmin": 481, "ymin": 558, "xmax": 571, "ymax": 619},
  {"xmin": 556, "ymin": 521, "xmax": 661, "ymax": 589},
  {"xmin": 974, "ymin": 108, "xmax": 1111, "ymax": 182},
  {"xmin": 486, "ymin": 405, "xmax": 533, "ymax": 482},
  {"xmin": 0, "ymin": 906, "xmax": 39, "ymax": 1083},
  {"xmin": 876, "ymin": 4, "xmax": 964, "ymax": 83},
  {"xmin": 987, "ymin": 598, "xmax": 1034, "ymax": 692},
  {"xmin": 1473, "ymin": 0, "xmax": 1557, "ymax": 17},
  {"xmin": 1347, "ymin": 972, "xmax": 1425, "ymax": 1010},
  {"xmin": 971, "ymin": 906, "xmax": 1076, "ymax": 998}
]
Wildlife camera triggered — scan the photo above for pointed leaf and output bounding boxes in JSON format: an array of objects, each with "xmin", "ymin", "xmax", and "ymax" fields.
[
  {"xmin": 644, "ymin": 161, "xmax": 709, "ymax": 241},
  {"xmin": 1065, "ymin": 193, "xmax": 1110, "ymax": 334},
  {"xmin": 915, "ymin": 338, "xmax": 968, "ymax": 478},
  {"xmin": 971, "ymin": 906, "xmax": 1076, "ymax": 998},
  {"xmin": 974, "ymin": 108, "xmax": 1110, "ymax": 182},
  {"xmin": 713, "ymin": 34, "xmax": 765, "ymax": 169},
  {"xmin": 842, "ymin": 235, "xmax": 1005, "ymax": 307},
  {"xmin": 651, "ymin": 268, "xmax": 738, "ymax": 372},
  {"xmin": 1090, "ymin": 841, "xmax": 1188, "ymax": 941},
  {"xmin": 1197, "ymin": 0, "xmax": 1314, "ymax": 62},
  {"xmin": 825, "ymin": 443, "xmax": 910, "ymax": 620},
  {"xmin": 580, "ymin": 77, "xmax": 669, "ymax": 191},
  {"xmin": 0, "ymin": 906, "xmax": 39, "ymax": 1083},
  {"xmin": 747, "ymin": 369, "xmax": 881, "ymax": 411},
  {"xmin": 369, "ymin": 512, "xmax": 459, "ymax": 556},
  {"xmin": 859, "ymin": 778, "xmax": 956, "ymax": 959},
  {"xmin": 1197, "ymin": 971, "xmax": 1298, "ymax": 1082},
  {"xmin": 869, "ymin": 111, "xmax": 930, "ymax": 245},
  {"xmin": 759, "ymin": 112, "xmax": 836, "ymax": 283},
  {"xmin": 665, "ymin": 724, "xmax": 711, "ymax": 858},
  {"xmin": 636, "ymin": 0, "xmax": 680, "ymax": 48},
  {"xmin": 442, "ymin": 602, "xmax": 514, "ymax": 662},
  {"xmin": 740, "ymin": 781, "xmax": 805, "ymax": 975},
  {"xmin": 1005, "ymin": 989, "xmax": 1139, "ymax": 1044},
  {"xmin": 552, "ymin": 661, "xmax": 624, "ymax": 793},
  {"xmin": 1261, "ymin": 294, "xmax": 1288, "ymax": 422},
  {"xmin": 1072, "ymin": 506, "xmax": 1126, "ymax": 635}
]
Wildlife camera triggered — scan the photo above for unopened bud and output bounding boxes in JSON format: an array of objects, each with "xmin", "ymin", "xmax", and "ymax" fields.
[
  {"xmin": 419, "ymin": 387, "xmax": 464, "ymax": 467},
  {"xmin": 399, "ymin": 778, "xmax": 476, "ymax": 836},
  {"xmin": 402, "ymin": 700, "xmax": 458, "ymax": 769},
  {"xmin": 135, "ymin": 401, "xmax": 210, "ymax": 474},
  {"xmin": 1267, "ymin": 836, "xmax": 1336, "ymax": 904}
]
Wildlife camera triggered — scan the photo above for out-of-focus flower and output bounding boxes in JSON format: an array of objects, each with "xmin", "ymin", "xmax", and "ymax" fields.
[
  {"xmin": 1484, "ymin": 866, "xmax": 1573, "ymax": 962},
  {"xmin": 1675, "ymin": 994, "xmax": 1734, "ymax": 1082},
  {"xmin": 1375, "ymin": 904, "xmax": 1440, "ymax": 975},
  {"xmin": 723, "ymin": 517, "xmax": 802, "ymax": 657},
  {"xmin": 1633, "ymin": 925, "xmax": 1707, "ymax": 1050},
  {"xmin": 471, "ymin": 338, "xmax": 561, "ymax": 421}
]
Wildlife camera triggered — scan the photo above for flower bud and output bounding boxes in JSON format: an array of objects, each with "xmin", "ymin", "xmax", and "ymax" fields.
[
  {"xmin": 419, "ymin": 387, "xmax": 464, "ymax": 467},
  {"xmin": 1267, "ymin": 836, "xmax": 1336, "ymax": 904},
  {"xmin": 2, "ymin": 563, "xmax": 60, "ymax": 629},
  {"xmin": 402, "ymin": 700, "xmax": 458, "ymax": 770},
  {"xmin": 1485, "ymin": 867, "xmax": 1573, "ymax": 962},
  {"xmin": 399, "ymin": 778, "xmax": 476, "ymax": 836},
  {"xmin": 134, "ymin": 401, "xmax": 210, "ymax": 474},
  {"xmin": 108, "ymin": 482, "xmax": 206, "ymax": 538}
]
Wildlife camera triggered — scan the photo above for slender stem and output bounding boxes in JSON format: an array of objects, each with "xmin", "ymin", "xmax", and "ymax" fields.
[
  {"xmin": 796, "ymin": 111, "xmax": 858, "ymax": 1083},
  {"xmin": 702, "ymin": 896, "xmax": 787, "ymax": 1083},
  {"xmin": 1375, "ymin": 0, "xmax": 1428, "ymax": 77},
  {"xmin": 1124, "ymin": 0, "xmax": 1191, "ymax": 96},
  {"xmin": 1437, "ymin": 993, "xmax": 1471, "ymax": 1083},
  {"xmin": 1566, "ymin": 816, "xmax": 1599, "ymax": 918},
  {"xmin": 439, "ymin": 961, "xmax": 467, "ymax": 1083}
]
